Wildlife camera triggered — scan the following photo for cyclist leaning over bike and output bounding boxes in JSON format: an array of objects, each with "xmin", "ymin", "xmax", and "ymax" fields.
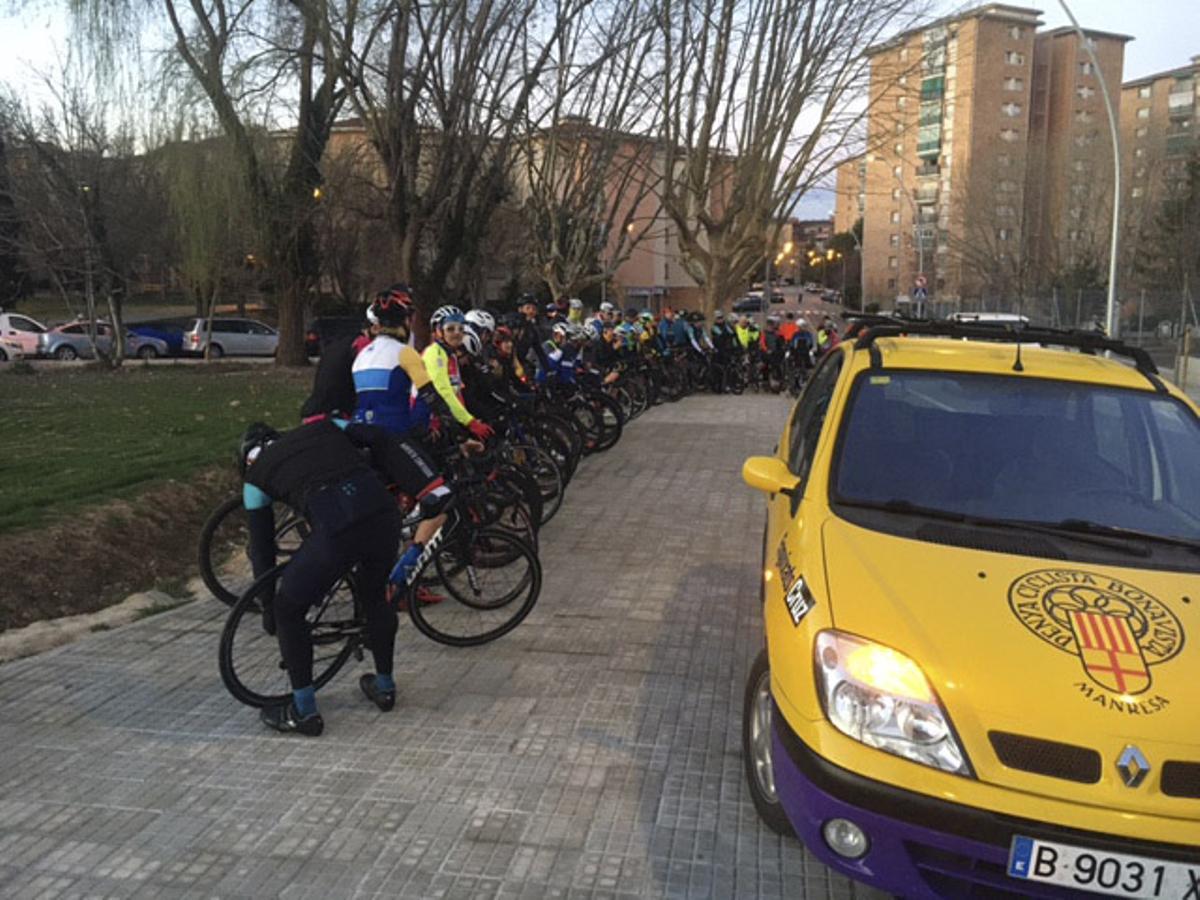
[{"xmin": 238, "ymin": 414, "xmax": 454, "ymax": 737}]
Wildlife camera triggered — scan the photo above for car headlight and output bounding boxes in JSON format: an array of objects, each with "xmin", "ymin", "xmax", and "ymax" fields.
[{"xmin": 815, "ymin": 630, "xmax": 972, "ymax": 777}]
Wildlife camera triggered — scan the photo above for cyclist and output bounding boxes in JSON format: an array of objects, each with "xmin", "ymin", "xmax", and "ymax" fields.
[
  {"xmin": 778, "ymin": 310, "xmax": 799, "ymax": 344},
  {"xmin": 492, "ymin": 325, "xmax": 530, "ymax": 393},
  {"xmin": 301, "ymin": 310, "xmax": 373, "ymax": 423},
  {"xmin": 567, "ymin": 297, "xmax": 584, "ymax": 325},
  {"xmin": 513, "ymin": 294, "xmax": 550, "ymax": 375},
  {"xmin": 760, "ymin": 316, "xmax": 784, "ymax": 387},
  {"xmin": 422, "ymin": 306, "xmax": 494, "ymax": 443},
  {"xmin": 816, "ymin": 317, "xmax": 841, "ymax": 356},
  {"xmin": 239, "ymin": 417, "xmax": 452, "ymax": 736}
]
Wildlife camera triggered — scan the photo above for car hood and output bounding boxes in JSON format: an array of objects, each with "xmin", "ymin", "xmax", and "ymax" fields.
[{"xmin": 822, "ymin": 515, "xmax": 1199, "ymax": 815}]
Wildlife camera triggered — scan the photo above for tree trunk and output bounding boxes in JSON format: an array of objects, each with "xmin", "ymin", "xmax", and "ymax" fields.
[{"xmin": 275, "ymin": 279, "xmax": 308, "ymax": 366}]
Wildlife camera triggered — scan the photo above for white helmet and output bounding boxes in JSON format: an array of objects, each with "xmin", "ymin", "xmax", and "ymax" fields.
[
  {"xmin": 551, "ymin": 322, "xmax": 571, "ymax": 339},
  {"xmin": 599, "ymin": 301, "xmax": 615, "ymax": 313},
  {"xmin": 465, "ymin": 309, "xmax": 495, "ymax": 332},
  {"xmin": 461, "ymin": 324, "xmax": 483, "ymax": 356},
  {"xmin": 568, "ymin": 297, "xmax": 583, "ymax": 310},
  {"xmin": 430, "ymin": 305, "xmax": 464, "ymax": 330},
  {"xmin": 584, "ymin": 321, "xmax": 601, "ymax": 339}
]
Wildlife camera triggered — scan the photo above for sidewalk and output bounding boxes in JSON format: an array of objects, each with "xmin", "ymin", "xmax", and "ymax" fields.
[{"xmin": 0, "ymin": 395, "xmax": 860, "ymax": 899}]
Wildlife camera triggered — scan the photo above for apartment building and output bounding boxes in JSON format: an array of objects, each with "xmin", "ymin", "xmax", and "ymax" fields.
[
  {"xmin": 832, "ymin": 155, "xmax": 865, "ymax": 234},
  {"xmin": 858, "ymin": 4, "xmax": 1042, "ymax": 306},
  {"xmin": 1120, "ymin": 56, "xmax": 1200, "ymax": 273},
  {"xmin": 1025, "ymin": 27, "xmax": 1130, "ymax": 286}
]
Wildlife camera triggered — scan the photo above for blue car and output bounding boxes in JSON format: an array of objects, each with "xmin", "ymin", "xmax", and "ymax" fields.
[{"xmin": 128, "ymin": 318, "xmax": 189, "ymax": 355}]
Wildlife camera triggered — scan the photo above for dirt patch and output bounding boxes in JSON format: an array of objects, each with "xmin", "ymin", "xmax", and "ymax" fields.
[{"xmin": 0, "ymin": 467, "xmax": 238, "ymax": 631}]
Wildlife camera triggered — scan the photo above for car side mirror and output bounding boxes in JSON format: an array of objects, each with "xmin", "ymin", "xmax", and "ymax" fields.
[{"xmin": 742, "ymin": 456, "xmax": 800, "ymax": 497}]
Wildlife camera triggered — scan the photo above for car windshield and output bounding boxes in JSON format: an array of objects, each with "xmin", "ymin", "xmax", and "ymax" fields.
[{"xmin": 832, "ymin": 370, "xmax": 1200, "ymax": 542}]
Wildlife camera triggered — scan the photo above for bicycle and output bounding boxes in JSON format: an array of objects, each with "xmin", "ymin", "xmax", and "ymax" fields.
[{"xmin": 218, "ymin": 487, "xmax": 542, "ymax": 708}]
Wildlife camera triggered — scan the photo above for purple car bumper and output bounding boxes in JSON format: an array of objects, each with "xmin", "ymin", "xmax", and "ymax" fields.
[{"xmin": 770, "ymin": 704, "xmax": 1198, "ymax": 899}]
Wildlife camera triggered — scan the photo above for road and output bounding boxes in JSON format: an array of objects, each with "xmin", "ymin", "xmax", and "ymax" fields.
[{"xmin": 0, "ymin": 394, "xmax": 868, "ymax": 899}]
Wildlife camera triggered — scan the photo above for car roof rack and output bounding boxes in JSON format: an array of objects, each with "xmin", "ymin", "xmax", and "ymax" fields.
[{"xmin": 850, "ymin": 316, "xmax": 1166, "ymax": 393}]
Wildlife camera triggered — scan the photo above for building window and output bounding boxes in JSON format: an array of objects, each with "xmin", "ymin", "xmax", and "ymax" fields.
[
  {"xmin": 998, "ymin": 228, "xmax": 1012, "ymax": 241},
  {"xmin": 1132, "ymin": 186, "xmax": 1145, "ymax": 198},
  {"xmin": 1073, "ymin": 132, "xmax": 1097, "ymax": 147},
  {"xmin": 890, "ymin": 210, "xmax": 901, "ymax": 224},
  {"xmin": 997, "ymin": 154, "xmax": 1012, "ymax": 167},
  {"xmin": 890, "ymin": 234, "xmax": 900, "ymax": 247},
  {"xmin": 900, "ymin": 48, "xmax": 909, "ymax": 62},
  {"xmin": 1138, "ymin": 85, "xmax": 1152, "ymax": 99},
  {"xmin": 1070, "ymin": 206, "xmax": 1083, "ymax": 219},
  {"xmin": 888, "ymin": 256, "xmax": 899, "ymax": 269},
  {"xmin": 1071, "ymin": 183, "xmax": 1087, "ymax": 196},
  {"xmin": 1136, "ymin": 126, "xmax": 1148, "ymax": 138},
  {"xmin": 893, "ymin": 164, "xmax": 902, "ymax": 178},
  {"xmin": 1137, "ymin": 107, "xmax": 1151, "ymax": 119},
  {"xmin": 1003, "ymin": 77, "xmax": 1024, "ymax": 92},
  {"xmin": 888, "ymin": 278, "xmax": 897, "ymax": 290},
  {"xmin": 1001, "ymin": 102, "xmax": 1022, "ymax": 117},
  {"xmin": 1079, "ymin": 62, "xmax": 1094, "ymax": 76},
  {"xmin": 1135, "ymin": 166, "xmax": 1147, "ymax": 179},
  {"xmin": 894, "ymin": 142, "xmax": 904, "ymax": 155},
  {"xmin": 997, "ymin": 180, "xmax": 1017, "ymax": 192},
  {"xmin": 891, "ymin": 187, "xmax": 901, "ymax": 200},
  {"xmin": 1076, "ymin": 85, "xmax": 1095, "ymax": 100},
  {"xmin": 1135, "ymin": 147, "xmax": 1146, "ymax": 158},
  {"xmin": 895, "ymin": 121, "xmax": 904, "ymax": 134},
  {"xmin": 996, "ymin": 205, "xmax": 1015, "ymax": 217},
  {"xmin": 1075, "ymin": 109, "xmax": 1094, "ymax": 123},
  {"xmin": 1072, "ymin": 159, "xmax": 1086, "ymax": 171},
  {"xmin": 1009, "ymin": 26, "xmax": 1023, "ymax": 40},
  {"xmin": 1005, "ymin": 51, "xmax": 1024, "ymax": 65},
  {"xmin": 897, "ymin": 96, "xmax": 908, "ymax": 110},
  {"xmin": 899, "ymin": 74, "xmax": 908, "ymax": 85},
  {"xmin": 1000, "ymin": 128, "xmax": 1020, "ymax": 142}
]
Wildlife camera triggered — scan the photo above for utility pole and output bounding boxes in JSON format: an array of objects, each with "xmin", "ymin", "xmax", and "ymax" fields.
[
  {"xmin": 1137, "ymin": 289, "xmax": 1146, "ymax": 346},
  {"xmin": 1058, "ymin": 0, "xmax": 1121, "ymax": 337}
]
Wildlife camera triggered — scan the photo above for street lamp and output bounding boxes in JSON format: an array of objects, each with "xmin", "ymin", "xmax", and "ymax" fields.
[{"xmin": 1057, "ymin": 0, "xmax": 1121, "ymax": 337}]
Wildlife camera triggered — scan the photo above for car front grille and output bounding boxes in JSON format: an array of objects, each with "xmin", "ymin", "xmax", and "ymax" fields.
[
  {"xmin": 1161, "ymin": 761, "xmax": 1200, "ymax": 799},
  {"xmin": 989, "ymin": 731, "xmax": 1102, "ymax": 784}
]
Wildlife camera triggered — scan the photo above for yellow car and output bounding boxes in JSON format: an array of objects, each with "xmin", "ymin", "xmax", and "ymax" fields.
[{"xmin": 741, "ymin": 320, "xmax": 1200, "ymax": 899}]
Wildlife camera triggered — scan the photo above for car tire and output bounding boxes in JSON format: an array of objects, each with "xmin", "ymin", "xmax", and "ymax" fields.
[
  {"xmin": 208, "ymin": 343, "xmax": 224, "ymax": 359},
  {"xmin": 137, "ymin": 345, "xmax": 158, "ymax": 360},
  {"xmin": 55, "ymin": 345, "xmax": 78, "ymax": 361},
  {"xmin": 0, "ymin": 348, "xmax": 7, "ymax": 362},
  {"xmin": 742, "ymin": 647, "xmax": 796, "ymax": 836}
]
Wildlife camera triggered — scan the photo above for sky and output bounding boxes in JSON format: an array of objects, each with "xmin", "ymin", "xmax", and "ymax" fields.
[{"xmin": 1, "ymin": 0, "xmax": 1194, "ymax": 221}]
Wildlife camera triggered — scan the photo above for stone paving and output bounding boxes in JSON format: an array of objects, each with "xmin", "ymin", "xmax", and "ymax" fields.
[{"xmin": 0, "ymin": 394, "xmax": 868, "ymax": 900}]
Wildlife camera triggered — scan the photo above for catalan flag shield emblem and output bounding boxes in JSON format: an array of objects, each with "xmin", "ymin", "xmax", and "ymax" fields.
[{"xmin": 1069, "ymin": 610, "xmax": 1151, "ymax": 695}]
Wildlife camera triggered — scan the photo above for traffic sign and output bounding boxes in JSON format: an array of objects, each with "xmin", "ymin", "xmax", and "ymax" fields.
[
  {"xmin": 913, "ymin": 287, "xmax": 928, "ymax": 300},
  {"xmin": 914, "ymin": 274, "xmax": 928, "ymax": 290}
]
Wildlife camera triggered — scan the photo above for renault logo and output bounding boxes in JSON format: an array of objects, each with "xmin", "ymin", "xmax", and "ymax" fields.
[{"xmin": 1115, "ymin": 745, "xmax": 1151, "ymax": 788}]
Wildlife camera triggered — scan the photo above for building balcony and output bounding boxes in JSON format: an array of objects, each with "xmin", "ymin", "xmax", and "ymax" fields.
[{"xmin": 1166, "ymin": 134, "xmax": 1196, "ymax": 157}]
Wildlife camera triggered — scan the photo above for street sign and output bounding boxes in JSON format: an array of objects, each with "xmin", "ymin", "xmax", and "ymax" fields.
[
  {"xmin": 914, "ymin": 287, "xmax": 928, "ymax": 300},
  {"xmin": 914, "ymin": 274, "xmax": 928, "ymax": 290}
]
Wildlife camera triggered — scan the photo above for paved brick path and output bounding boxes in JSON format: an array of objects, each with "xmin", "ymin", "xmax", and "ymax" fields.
[{"xmin": 0, "ymin": 395, "xmax": 865, "ymax": 899}]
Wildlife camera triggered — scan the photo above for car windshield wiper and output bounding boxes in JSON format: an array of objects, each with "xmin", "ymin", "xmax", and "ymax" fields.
[
  {"xmin": 835, "ymin": 498, "xmax": 1149, "ymax": 556},
  {"xmin": 1046, "ymin": 519, "xmax": 1200, "ymax": 555}
]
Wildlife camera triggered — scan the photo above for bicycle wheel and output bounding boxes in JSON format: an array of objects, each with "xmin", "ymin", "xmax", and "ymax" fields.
[
  {"xmin": 198, "ymin": 496, "xmax": 310, "ymax": 606},
  {"xmin": 218, "ymin": 564, "xmax": 360, "ymax": 708},
  {"xmin": 585, "ymin": 392, "xmax": 623, "ymax": 452},
  {"xmin": 506, "ymin": 443, "xmax": 564, "ymax": 525},
  {"xmin": 408, "ymin": 527, "xmax": 541, "ymax": 647}
]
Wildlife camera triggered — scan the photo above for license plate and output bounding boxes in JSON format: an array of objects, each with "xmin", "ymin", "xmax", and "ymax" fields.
[{"xmin": 1008, "ymin": 835, "xmax": 1200, "ymax": 899}]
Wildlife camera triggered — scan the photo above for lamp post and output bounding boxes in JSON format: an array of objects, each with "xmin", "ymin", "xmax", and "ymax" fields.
[{"xmin": 1058, "ymin": 0, "xmax": 1121, "ymax": 336}]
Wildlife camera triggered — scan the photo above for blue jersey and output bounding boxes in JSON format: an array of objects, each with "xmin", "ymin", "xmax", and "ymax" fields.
[{"xmin": 351, "ymin": 335, "xmax": 430, "ymax": 435}]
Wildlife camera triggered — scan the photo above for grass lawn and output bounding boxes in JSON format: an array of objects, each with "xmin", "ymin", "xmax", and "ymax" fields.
[{"xmin": 0, "ymin": 363, "xmax": 310, "ymax": 534}]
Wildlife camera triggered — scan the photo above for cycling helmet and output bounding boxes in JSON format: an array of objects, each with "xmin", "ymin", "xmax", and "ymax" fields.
[
  {"xmin": 599, "ymin": 301, "xmax": 615, "ymax": 313},
  {"xmin": 551, "ymin": 322, "xmax": 571, "ymax": 339},
  {"xmin": 766, "ymin": 315, "xmax": 780, "ymax": 325},
  {"xmin": 571, "ymin": 323, "xmax": 590, "ymax": 340},
  {"xmin": 237, "ymin": 422, "xmax": 280, "ymax": 476},
  {"xmin": 639, "ymin": 311, "xmax": 653, "ymax": 322},
  {"xmin": 714, "ymin": 310, "xmax": 725, "ymax": 320},
  {"xmin": 493, "ymin": 325, "xmax": 514, "ymax": 343},
  {"xmin": 465, "ymin": 309, "xmax": 495, "ymax": 333},
  {"xmin": 461, "ymin": 324, "xmax": 483, "ymax": 356},
  {"xmin": 584, "ymin": 321, "xmax": 601, "ymax": 339},
  {"xmin": 517, "ymin": 292, "xmax": 538, "ymax": 308},
  {"xmin": 568, "ymin": 297, "xmax": 583, "ymax": 310},
  {"xmin": 430, "ymin": 305, "xmax": 465, "ymax": 329},
  {"xmin": 367, "ymin": 284, "xmax": 414, "ymax": 328}
]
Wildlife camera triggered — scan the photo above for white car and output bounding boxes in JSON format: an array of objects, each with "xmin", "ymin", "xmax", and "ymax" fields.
[
  {"xmin": 0, "ymin": 311, "xmax": 48, "ymax": 357},
  {"xmin": 0, "ymin": 336, "xmax": 23, "ymax": 362}
]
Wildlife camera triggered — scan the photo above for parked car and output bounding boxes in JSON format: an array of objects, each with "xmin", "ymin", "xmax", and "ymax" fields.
[
  {"xmin": 820, "ymin": 289, "xmax": 841, "ymax": 303},
  {"xmin": 128, "ymin": 318, "xmax": 190, "ymax": 355},
  {"xmin": 740, "ymin": 321, "xmax": 1200, "ymax": 897},
  {"xmin": 306, "ymin": 315, "xmax": 363, "ymax": 356},
  {"xmin": 733, "ymin": 293, "xmax": 786, "ymax": 314},
  {"xmin": 38, "ymin": 321, "xmax": 171, "ymax": 360},
  {"xmin": 181, "ymin": 317, "xmax": 278, "ymax": 358},
  {"xmin": 0, "ymin": 311, "xmax": 49, "ymax": 356}
]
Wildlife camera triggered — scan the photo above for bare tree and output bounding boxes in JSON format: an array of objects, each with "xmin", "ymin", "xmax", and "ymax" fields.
[
  {"xmin": 652, "ymin": 0, "xmax": 922, "ymax": 315},
  {"xmin": 0, "ymin": 80, "xmax": 139, "ymax": 365},
  {"xmin": 339, "ymin": 0, "xmax": 591, "ymax": 325},
  {"xmin": 519, "ymin": 0, "xmax": 664, "ymax": 303}
]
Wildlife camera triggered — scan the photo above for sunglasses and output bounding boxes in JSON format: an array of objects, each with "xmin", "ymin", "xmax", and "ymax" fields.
[{"xmin": 442, "ymin": 323, "xmax": 464, "ymax": 333}]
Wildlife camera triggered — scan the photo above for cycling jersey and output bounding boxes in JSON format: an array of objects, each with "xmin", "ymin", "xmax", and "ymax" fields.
[
  {"xmin": 539, "ymin": 339, "xmax": 578, "ymax": 385},
  {"xmin": 301, "ymin": 333, "xmax": 359, "ymax": 422},
  {"xmin": 352, "ymin": 335, "xmax": 432, "ymax": 435},
  {"xmin": 421, "ymin": 341, "xmax": 475, "ymax": 427}
]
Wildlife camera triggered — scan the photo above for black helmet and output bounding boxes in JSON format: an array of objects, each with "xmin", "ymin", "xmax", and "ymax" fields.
[
  {"xmin": 238, "ymin": 422, "xmax": 280, "ymax": 476},
  {"xmin": 368, "ymin": 284, "xmax": 414, "ymax": 328}
]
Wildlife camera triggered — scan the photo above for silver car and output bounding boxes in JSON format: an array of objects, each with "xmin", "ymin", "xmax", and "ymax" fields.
[
  {"xmin": 181, "ymin": 317, "xmax": 279, "ymax": 358},
  {"xmin": 38, "ymin": 322, "xmax": 171, "ymax": 360}
]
